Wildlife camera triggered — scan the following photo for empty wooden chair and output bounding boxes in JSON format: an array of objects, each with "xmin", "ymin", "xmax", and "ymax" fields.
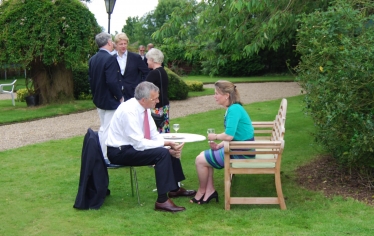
[{"xmin": 223, "ymin": 98, "xmax": 287, "ymax": 210}]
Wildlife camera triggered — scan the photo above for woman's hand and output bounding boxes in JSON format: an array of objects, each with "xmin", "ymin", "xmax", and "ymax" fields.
[
  {"xmin": 209, "ymin": 141, "xmax": 220, "ymax": 150},
  {"xmin": 207, "ymin": 133, "xmax": 217, "ymax": 142}
]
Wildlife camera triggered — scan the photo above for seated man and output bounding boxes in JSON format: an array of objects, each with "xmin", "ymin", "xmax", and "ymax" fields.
[{"xmin": 106, "ymin": 81, "xmax": 196, "ymax": 212}]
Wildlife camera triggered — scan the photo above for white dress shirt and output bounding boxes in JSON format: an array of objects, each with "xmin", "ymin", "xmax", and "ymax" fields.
[
  {"xmin": 106, "ymin": 98, "xmax": 164, "ymax": 151},
  {"xmin": 116, "ymin": 51, "xmax": 127, "ymax": 75}
]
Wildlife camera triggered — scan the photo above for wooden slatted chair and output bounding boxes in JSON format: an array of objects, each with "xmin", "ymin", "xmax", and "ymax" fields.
[{"xmin": 223, "ymin": 98, "xmax": 287, "ymax": 210}]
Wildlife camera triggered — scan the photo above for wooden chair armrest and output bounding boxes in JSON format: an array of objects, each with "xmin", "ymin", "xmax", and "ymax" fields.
[{"xmin": 252, "ymin": 121, "xmax": 274, "ymax": 128}]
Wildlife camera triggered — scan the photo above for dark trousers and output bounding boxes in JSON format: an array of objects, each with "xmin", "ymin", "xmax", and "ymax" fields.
[{"xmin": 107, "ymin": 145, "xmax": 185, "ymax": 195}]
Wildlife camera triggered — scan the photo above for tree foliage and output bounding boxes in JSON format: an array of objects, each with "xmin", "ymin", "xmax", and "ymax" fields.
[
  {"xmin": 153, "ymin": 0, "xmax": 331, "ymax": 75},
  {"xmin": 122, "ymin": 0, "xmax": 193, "ymax": 48},
  {"xmin": 296, "ymin": 0, "xmax": 374, "ymax": 169},
  {"xmin": 0, "ymin": 0, "xmax": 101, "ymax": 104}
]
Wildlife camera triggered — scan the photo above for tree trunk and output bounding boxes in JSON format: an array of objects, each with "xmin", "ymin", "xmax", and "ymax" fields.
[{"xmin": 28, "ymin": 60, "xmax": 74, "ymax": 105}]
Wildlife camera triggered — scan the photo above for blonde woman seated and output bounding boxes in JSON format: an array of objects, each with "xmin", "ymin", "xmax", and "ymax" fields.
[{"xmin": 191, "ymin": 80, "xmax": 255, "ymax": 204}]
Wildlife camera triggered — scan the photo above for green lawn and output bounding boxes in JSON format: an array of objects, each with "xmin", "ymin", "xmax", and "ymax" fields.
[
  {"xmin": 1, "ymin": 96, "xmax": 373, "ymax": 235},
  {"xmin": 0, "ymin": 99, "xmax": 95, "ymax": 125}
]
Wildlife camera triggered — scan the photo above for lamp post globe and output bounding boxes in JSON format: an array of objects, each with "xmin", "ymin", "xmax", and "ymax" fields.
[{"xmin": 104, "ymin": 0, "xmax": 116, "ymax": 34}]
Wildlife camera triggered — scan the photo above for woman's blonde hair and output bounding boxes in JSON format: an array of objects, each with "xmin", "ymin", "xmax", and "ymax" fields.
[{"xmin": 214, "ymin": 80, "xmax": 241, "ymax": 106}]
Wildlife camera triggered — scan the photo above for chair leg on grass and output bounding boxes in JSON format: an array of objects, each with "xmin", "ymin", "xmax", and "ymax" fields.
[
  {"xmin": 132, "ymin": 167, "xmax": 140, "ymax": 205},
  {"xmin": 275, "ymin": 172, "xmax": 286, "ymax": 210}
]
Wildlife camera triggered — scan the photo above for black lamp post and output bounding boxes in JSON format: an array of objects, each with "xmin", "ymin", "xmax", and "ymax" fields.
[{"xmin": 104, "ymin": 0, "xmax": 116, "ymax": 34}]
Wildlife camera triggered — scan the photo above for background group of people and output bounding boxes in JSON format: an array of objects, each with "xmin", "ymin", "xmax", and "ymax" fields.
[
  {"xmin": 89, "ymin": 32, "xmax": 170, "ymax": 166},
  {"xmin": 88, "ymin": 32, "xmax": 255, "ymax": 212}
]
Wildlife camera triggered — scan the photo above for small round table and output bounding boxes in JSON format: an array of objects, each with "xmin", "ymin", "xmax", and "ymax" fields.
[{"xmin": 160, "ymin": 133, "xmax": 206, "ymax": 143}]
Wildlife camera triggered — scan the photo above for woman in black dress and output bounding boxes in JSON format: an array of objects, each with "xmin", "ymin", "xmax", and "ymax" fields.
[{"xmin": 145, "ymin": 48, "xmax": 170, "ymax": 133}]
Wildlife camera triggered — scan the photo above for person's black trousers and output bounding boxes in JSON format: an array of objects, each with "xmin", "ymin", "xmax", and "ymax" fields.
[{"xmin": 107, "ymin": 145, "xmax": 185, "ymax": 194}]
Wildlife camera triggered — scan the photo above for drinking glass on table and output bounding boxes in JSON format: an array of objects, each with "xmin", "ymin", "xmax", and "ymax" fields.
[
  {"xmin": 207, "ymin": 128, "xmax": 215, "ymax": 143},
  {"xmin": 173, "ymin": 124, "xmax": 180, "ymax": 133}
]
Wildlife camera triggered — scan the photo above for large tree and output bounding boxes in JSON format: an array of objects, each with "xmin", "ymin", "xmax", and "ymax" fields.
[
  {"xmin": 0, "ymin": 0, "xmax": 101, "ymax": 104},
  {"xmin": 153, "ymin": 0, "xmax": 331, "ymax": 75},
  {"xmin": 122, "ymin": 0, "xmax": 193, "ymax": 47}
]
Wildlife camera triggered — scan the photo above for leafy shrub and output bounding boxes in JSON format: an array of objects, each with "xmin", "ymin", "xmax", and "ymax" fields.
[
  {"xmin": 296, "ymin": 0, "xmax": 374, "ymax": 169},
  {"xmin": 217, "ymin": 55, "xmax": 265, "ymax": 76},
  {"xmin": 165, "ymin": 67, "xmax": 188, "ymax": 100},
  {"xmin": 16, "ymin": 88, "xmax": 28, "ymax": 102},
  {"xmin": 78, "ymin": 92, "xmax": 92, "ymax": 100},
  {"xmin": 185, "ymin": 81, "xmax": 203, "ymax": 92},
  {"xmin": 72, "ymin": 63, "xmax": 90, "ymax": 100}
]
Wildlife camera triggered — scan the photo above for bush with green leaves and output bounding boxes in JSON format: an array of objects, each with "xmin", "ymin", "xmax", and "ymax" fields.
[
  {"xmin": 185, "ymin": 80, "xmax": 203, "ymax": 92},
  {"xmin": 296, "ymin": 0, "xmax": 374, "ymax": 169},
  {"xmin": 16, "ymin": 88, "xmax": 29, "ymax": 102},
  {"xmin": 165, "ymin": 67, "xmax": 188, "ymax": 100},
  {"xmin": 72, "ymin": 63, "xmax": 90, "ymax": 100}
]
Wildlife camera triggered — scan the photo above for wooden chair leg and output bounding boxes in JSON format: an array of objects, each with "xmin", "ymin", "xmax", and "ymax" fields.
[
  {"xmin": 225, "ymin": 170, "xmax": 231, "ymax": 210},
  {"xmin": 275, "ymin": 171, "xmax": 286, "ymax": 210}
]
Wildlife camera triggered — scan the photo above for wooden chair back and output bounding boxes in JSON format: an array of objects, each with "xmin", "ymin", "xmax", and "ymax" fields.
[{"xmin": 223, "ymin": 98, "xmax": 287, "ymax": 210}]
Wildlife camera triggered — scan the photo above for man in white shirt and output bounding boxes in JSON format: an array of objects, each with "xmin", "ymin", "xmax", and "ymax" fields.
[{"xmin": 106, "ymin": 81, "xmax": 196, "ymax": 212}]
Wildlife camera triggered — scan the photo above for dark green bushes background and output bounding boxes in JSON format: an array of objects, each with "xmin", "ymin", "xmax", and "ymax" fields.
[{"xmin": 296, "ymin": 0, "xmax": 374, "ymax": 169}]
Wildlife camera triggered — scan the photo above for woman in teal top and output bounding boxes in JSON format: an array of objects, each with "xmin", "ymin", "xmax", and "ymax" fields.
[{"xmin": 190, "ymin": 80, "xmax": 254, "ymax": 205}]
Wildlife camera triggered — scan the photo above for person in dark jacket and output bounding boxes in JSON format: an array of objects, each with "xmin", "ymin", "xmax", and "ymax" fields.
[
  {"xmin": 145, "ymin": 48, "xmax": 170, "ymax": 133},
  {"xmin": 113, "ymin": 33, "xmax": 150, "ymax": 101},
  {"xmin": 89, "ymin": 32, "xmax": 124, "ymax": 167}
]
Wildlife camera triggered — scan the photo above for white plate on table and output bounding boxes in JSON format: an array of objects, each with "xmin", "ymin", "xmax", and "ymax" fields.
[{"xmin": 163, "ymin": 135, "xmax": 184, "ymax": 139}]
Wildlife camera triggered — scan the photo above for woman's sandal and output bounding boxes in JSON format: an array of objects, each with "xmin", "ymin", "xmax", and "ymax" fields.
[{"xmin": 190, "ymin": 194, "xmax": 205, "ymax": 204}]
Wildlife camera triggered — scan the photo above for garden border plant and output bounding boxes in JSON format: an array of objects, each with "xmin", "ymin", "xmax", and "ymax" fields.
[{"xmin": 296, "ymin": 0, "xmax": 374, "ymax": 187}]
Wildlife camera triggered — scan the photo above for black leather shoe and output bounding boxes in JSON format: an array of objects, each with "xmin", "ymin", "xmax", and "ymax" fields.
[
  {"xmin": 168, "ymin": 187, "xmax": 196, "ymax": 198},
  {"xmin": 155, "ymin": 199, "xmax": 185, "ymax": 212}
]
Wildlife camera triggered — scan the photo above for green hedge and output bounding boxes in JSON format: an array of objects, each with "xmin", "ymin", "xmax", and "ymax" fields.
[
  {"xmin": 185, "ymin": 80, "xmax": 203, "ymax": 92},
  {"xmin": 296, "ymin": 0, "xmax": 374, "ymax": 169},
  {"xmin": 165, "ymin": 67, "xmax": 188, "ymax": 100},
  {"xmin": 72, "ymin": 63, "xmax": 91, "ymax": 100}
]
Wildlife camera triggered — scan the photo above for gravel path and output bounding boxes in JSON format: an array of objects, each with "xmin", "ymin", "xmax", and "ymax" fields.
[{"xmin": 0, "ymin": 82, "xmax": 301, "ymax": 151}]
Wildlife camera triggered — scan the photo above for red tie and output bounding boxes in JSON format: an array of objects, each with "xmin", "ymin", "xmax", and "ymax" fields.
[{"xmin": 144, "ymin": 110, "xmax": 151, "ymax": 139}]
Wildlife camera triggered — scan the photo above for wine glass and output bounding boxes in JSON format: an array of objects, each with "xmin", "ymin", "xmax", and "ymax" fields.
[
  {"xmin": 207, "ymin": 128, "xmax": 215, "ymax": 142},
  {"xmin": 173, "ymin": 124, "xmax": 180, "ymax": 133}
]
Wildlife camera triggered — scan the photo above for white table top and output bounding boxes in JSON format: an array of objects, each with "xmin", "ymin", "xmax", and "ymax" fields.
[{"xmin": 160, "ymin": 133, "xmax": 206, "ymax": 143}]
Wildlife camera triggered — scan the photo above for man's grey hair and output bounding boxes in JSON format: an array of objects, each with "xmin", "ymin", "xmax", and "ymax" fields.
[
  {"xmin": 134, "ymin": 81, "xmax": 159, "ymax": 100},
  {"xmin": 145, "ymin": 48, "xmax": 164, "ymax": 64},
  {"xmin": 95, "ymin": 32, "xmax": 111, "ymax": 48}
]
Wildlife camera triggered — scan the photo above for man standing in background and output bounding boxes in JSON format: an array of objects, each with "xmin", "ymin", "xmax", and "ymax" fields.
[
  {"xmin": 138, "ymin": 45, "xmax": 147, "ymax": 80},
  {"xmin": 139, "ymin": 45, "xmax": 147, "ymax": 64},
  {"xmin": 113, "ymin": 33, "xmax": 149, "ymax": 100},
  {"xmin": 89, "ymin": 32, "xmax": 123, "ymax": 168}
]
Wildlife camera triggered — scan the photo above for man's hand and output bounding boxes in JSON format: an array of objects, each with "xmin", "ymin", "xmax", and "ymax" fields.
[
  {"xmin": 169, "ymin": 149, "xmax": 182, "ymax": 158},
  {"xmin": 172, "ymin": 142, "xmax": 184, "ymax": 151},
  {"xmin": 169, "ymin": 142, "xmax": 184, "ymax": 158}
]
